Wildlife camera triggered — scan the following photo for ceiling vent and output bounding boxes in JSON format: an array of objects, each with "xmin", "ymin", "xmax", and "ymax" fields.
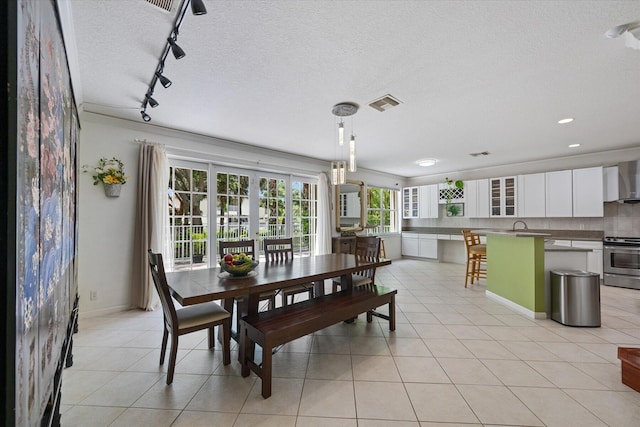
[
  {"xmin": 368, "ymin": 94, "xmax": 401, "ymax": 112},
  {"xmin": 470, "ymin": 151, "xmax": 490, "ymax": 157},
  {"xmin": 145, "ymin": 0, "xmax": 175, "ymax": 12}
]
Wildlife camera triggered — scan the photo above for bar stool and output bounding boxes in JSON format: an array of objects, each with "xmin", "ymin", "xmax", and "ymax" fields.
[{"xmin": 462, "ymin": 229, "xmax": 486, "ymax": 287}]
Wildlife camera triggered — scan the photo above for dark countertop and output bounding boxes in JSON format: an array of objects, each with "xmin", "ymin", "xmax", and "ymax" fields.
[{"xmin": 402, "ymin": 227, "xmax": 603, "ymax": 242}]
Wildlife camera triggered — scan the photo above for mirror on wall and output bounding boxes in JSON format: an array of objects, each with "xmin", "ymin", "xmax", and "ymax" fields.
[{"xmin": 335, "ymin": 180, "xmax": 365, "ymax": 232}]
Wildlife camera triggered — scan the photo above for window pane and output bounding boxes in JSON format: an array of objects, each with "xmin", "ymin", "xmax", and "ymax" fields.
[
  {"xmin": 175, "ymin": 192, "xmax": 191, "ymax": 215},
  {"xmin": 217, "ymin": 173, "xmax": 228, "ymax": 191},
  {"xmin": 192, "ymin": 169, "xmax": 207, "ymax": 192},
  {"xmin": 239, "ymin": 175, "xmax": 249, "ymax": 196},
  {"xmin": 229, "ymin": 174, "xmax": 238, "ymax": 194},
  {"xmin": 174, "ymin": 168, "xmax": 190, "ymax": 191},
  {"xmin": 192, "ymin": 194, "xmax": 207, "ymax": 217}
]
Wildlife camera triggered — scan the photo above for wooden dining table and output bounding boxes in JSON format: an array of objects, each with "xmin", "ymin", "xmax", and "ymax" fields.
[{"xmin": 165, "ymin": 253, "xmax": 391, "ymax": 320}]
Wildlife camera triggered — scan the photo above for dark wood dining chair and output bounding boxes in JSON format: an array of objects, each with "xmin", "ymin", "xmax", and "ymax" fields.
[
  {"xmin": 263, "ymin": 237, "xmax": 314, "ymax": 306},
  {"xmin": 147, "ymin": 250, "xmax": 231, "ymax": 385},
  {"xmin": 218, "ymin": 240, "xmax": 277, "ymax": 337},
  {"xmin": 332, "ymin": 236, "xmax": 382, "ymax": 292}
]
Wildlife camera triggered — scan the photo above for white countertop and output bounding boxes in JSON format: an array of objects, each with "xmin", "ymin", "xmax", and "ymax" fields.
[{"xmin": 473, "ymin": 229, "xmax": 552, "ymax": 237}]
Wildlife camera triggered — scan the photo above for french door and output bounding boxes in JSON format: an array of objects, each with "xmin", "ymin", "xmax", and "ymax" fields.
[{"xmin": 169, "ymin": 159, "xmax": 317, "ymax": 270}]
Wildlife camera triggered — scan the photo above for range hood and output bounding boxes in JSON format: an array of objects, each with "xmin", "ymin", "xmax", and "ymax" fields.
[{"xmin": 618, "ymin": 160, "xmax": 640, "ymax": 202}]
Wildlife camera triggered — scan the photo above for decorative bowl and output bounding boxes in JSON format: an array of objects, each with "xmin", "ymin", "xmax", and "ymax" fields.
[{"xmin": 219, "ymin": 258, "xmax": 259, "ymax": 276}]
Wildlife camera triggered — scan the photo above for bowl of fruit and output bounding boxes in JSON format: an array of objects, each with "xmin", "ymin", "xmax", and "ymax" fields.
[{"xmin": 219, "ymin": 253, "xmax": 259, "ymax": 277}]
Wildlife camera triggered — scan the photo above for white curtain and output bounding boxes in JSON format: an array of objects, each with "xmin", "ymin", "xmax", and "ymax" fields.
[
  {"xmin": 134, "ymin": 143, "xmax": 169, "ymax": 311},
  {"xmin": 315, "ymin": 172, "xmax": 333, "ymax": 255}
]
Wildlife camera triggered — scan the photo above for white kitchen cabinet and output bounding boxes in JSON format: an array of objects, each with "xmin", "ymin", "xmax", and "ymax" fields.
[
  {"xmin": 572, "ymin": 167, "xmax": 603, "ymax": 217},
  {"xmin": 545, "ymin": 170, "xmax": 573, "ymax": 217},
  {"xmin": 418, "ymin": 234, "xmax": 439, "ymax": 258},
  {"xmin": 401, "ymin": 233, "xmax": 419, "ymax": 256},
  {"xmin": 571, "ymin": 240, "xmax": 603, "ymax": 278},
  {"xmin": 465, "ymin": 179, "xmax": 490, "ymax": 218},
  {"xmin": 490, "ymin": 176, "xmax": 517, "ymax": 217},
  {"xmin": 419, "ymin": 184, "xmax": 439, "ymax": 218},
  {"xmin": 401, "ymin": 233, "xmax": 438, "ymax": 259},
  {"xmin": 517, "ymin": 173, "xmax": 546, "ymax": 217},
  {"xmin": 604, "ymin": 166, "xmax": 619, "ymax": 202},
  {"xmin": 402, "ymin": 187, "xmax": 419, "ymax": 218}
]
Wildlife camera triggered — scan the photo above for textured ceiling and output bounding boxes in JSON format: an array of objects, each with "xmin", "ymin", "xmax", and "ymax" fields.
[{"xmin": 67, "ymin": 0, "xmax": 640, "ymax": 177}]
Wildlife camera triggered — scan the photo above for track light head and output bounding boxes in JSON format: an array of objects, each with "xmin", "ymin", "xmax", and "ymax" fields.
[
  {"xmin": 167, "ymin": 37, "xmax": 186, "ymax": 60},
  {"xmin": 155, "ymin": 71, "xmax": 172, "ymax": 88},
  {"xmin": 141, "ymin": 110, "xmax": 151, "ymax": 122},
  {"xmin": 191, "ymin": 0, "xmax": 207, "ymax": 15},
  {"xmin": 146, "ymin": 94, "xmax": 159, "ymax": 108}
]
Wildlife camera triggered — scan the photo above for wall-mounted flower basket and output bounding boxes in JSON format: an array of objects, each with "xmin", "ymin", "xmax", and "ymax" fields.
[
  {"xmin": 83, "ymin": 157, "xmax": 129, "ymax": 198},
  {"xmin": 103, "ymin": 183, "xmax": 122, "ymax": 197}
]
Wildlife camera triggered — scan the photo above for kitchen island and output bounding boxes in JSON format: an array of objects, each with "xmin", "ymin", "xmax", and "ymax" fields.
[{"xmin": 482, "ymin": 231, "xmax": 592, "ymax": 319}]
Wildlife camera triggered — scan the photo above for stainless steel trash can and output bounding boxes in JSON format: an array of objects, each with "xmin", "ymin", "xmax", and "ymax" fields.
[{"xmin": 550, "ymin": 270, "xmax": 601, "ymax": 327}]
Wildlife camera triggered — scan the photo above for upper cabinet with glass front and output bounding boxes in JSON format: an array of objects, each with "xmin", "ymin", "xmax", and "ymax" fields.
[
  {"xmin": 403, "ymin": 187, "xmax": 419, "ymax": 218},
  {"xmin": 490, "ymin": 176, "xmax": 517, "ymax": 217}
]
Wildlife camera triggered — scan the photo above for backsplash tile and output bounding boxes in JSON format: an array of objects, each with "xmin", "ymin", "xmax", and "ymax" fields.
[{"xmin": 604, "ymin": 201, "xmax": 640, "ymax": 237}]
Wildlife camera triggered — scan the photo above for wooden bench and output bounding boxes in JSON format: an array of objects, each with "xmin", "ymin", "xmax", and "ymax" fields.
[
  {"xmin": 239, "ymin": 284, "xmax": 397, "ymax": 398},
  {"xmin": 618, "ymin": 347, "xmax": 640, "ymax": 392}
]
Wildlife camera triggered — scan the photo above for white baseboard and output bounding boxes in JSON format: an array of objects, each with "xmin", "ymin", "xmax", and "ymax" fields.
[{"xmin": 485, "ymin": 290, "xmax": 547, "ymax": 319}]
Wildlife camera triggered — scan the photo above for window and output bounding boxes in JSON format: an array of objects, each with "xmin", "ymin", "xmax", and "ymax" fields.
[
  {"xmin": 259, "ymin": 176, "xmax": 286, "ymax": 240},
  {"xmin": 216, "ymin": 171, "xmax": 250, "ymax": 241},
  {"xmin": 292, "ymin": 180, "xmax": 317, "ymax": 256},
  {"xmin": 366, "ymin": 186, "xmax": 398, "ymax": 234},
  {"xmin": 169, "ymin": 166, "xmax": 209, "ymax": 269}
]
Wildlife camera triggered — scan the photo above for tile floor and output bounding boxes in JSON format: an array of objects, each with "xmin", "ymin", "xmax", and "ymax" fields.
[{"xmin": 61, "ymin": 259, "xmax": 640, "ymax": 426}]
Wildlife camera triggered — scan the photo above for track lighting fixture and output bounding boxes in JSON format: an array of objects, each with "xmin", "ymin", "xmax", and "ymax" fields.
[
  {"xmin": 139, "ymin": 0, "xmax": 208, "ymax": 122},
  {"xmin": 191, "ymin": 0, "xmax": 207, "ymax": 15},
  {"xmin": 146, "ymin": 94, "xmax": 159, "ymax": 108},
  {"xmin": 155, "ymin": 71, "xmax": 172, "ymax": 88},
  {"xmin": 168, "ymin": 37, "xmax": 186, "ymax": 60}
]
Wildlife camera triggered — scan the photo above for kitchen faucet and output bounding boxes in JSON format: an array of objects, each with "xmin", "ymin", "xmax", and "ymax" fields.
[{"xmin": 512, "ymin": 220, "xmax": 529, "ymax": 231}]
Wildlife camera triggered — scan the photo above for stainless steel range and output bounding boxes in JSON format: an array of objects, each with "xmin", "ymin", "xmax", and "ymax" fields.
[{"xmin": 604, "ymin": 237, "xmax": 640, "ymax": 290}]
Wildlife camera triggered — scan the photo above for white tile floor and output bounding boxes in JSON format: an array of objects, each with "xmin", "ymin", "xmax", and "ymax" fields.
[{"xmin": 61, "ymin": 259, "xmax": 640, "ymax": 426}]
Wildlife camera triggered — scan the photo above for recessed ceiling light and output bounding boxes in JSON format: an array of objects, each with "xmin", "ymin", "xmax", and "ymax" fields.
[
  {"xmin": 558, "ymin": 118, "xmax": 574, "ymax": 124},
  {"xmin": 417, "ymin": 159, "xmax": 437, "ymax": 167},
  {"xmin": 568, "ymin": 143, "xmax": 581, "ymax": 148}
]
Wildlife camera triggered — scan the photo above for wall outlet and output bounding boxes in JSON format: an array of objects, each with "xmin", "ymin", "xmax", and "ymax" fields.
[
  {"xmin": 579, "ymin": 223, "xmax": 585, "ymax": 230},
  {"xmin": 90, "ymin": 290, "xmax": 98, "ymax": 301}
]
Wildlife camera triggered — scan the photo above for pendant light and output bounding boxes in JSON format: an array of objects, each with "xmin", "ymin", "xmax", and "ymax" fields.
[
  {"xmin": 331, "ymin": 102, "xmax": 359, "ymax": 184},
  {"xmin": 331, "ymin": 161, "xmax": 346, "ymax": 186},
  {"xmin": 349, "ymin": 135, "xmax": 357, "ymax": 172}
]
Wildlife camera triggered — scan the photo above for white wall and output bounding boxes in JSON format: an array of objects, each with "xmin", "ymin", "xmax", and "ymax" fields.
[
  {"xmin": 78, "ymin": 113, "xmax": 406, "ymax": 316},
  {"xmin": 78, "ymin": 119, "xmax": 140, "ymax": 316}
]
